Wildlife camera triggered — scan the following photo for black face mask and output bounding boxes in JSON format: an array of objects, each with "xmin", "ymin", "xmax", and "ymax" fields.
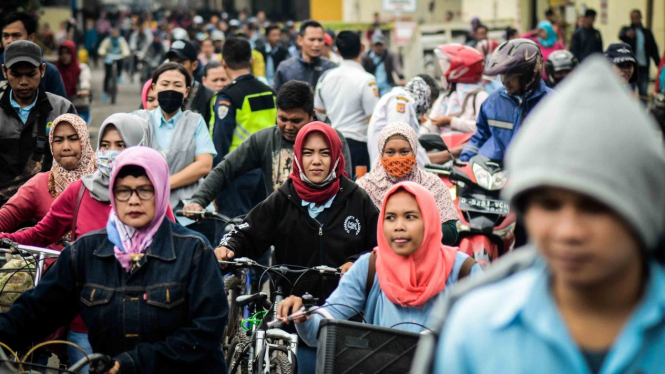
[{"xmin": 157, "ymin": 90, "xmax": 184, "ymax": 114}]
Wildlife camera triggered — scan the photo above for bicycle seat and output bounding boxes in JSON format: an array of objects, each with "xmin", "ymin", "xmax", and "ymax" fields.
[{"xmin": 236, "ymin": 292, "xmax": 268, "ymax": 308}]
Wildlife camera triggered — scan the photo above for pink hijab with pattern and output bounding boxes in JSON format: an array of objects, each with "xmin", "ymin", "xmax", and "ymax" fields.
[{"xmin": 356, "ymin": 122, "xmax": 458, "ymax": 223}]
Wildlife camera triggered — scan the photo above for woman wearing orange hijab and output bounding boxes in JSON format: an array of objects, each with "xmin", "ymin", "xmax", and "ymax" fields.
[{"xmin": 278, "ymin": 181, "xmax": 481, "ymax": 346}]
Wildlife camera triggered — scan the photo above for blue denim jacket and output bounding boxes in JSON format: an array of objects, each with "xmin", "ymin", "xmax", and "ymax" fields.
[
  {"xmin": 460, "ymin": 80, "xmax": 553, "ymax": 162},
  {"xmin": 0, "ymin": 220, "xmax": 228, "ymax": 374},
  {"xmin": 435, "ymin": 261, "xmax": 665, "ymax": 374}
]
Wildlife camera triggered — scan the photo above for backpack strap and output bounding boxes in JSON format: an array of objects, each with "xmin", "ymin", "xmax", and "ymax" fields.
[
  {"xmin": 458, "ymin": 256, "xmax": 477, "ymax": 280},
  {"xmin": 70, "ymin": 183, "xmax": 86, "ymax": 241},
  {"xmin": 365, "ymin": 251, "xmax": 377, "ymax": 299}
]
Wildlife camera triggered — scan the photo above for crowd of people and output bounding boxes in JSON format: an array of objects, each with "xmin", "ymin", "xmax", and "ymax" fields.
[{"xmin": 0, "ymin": 5, "xmax": 663, "ymax": 374}]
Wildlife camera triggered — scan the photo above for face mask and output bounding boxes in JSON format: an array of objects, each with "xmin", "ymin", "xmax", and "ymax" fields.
[
  {"xmin": 157, "ymin": 90, "xmax": 184, "ymax": 114},
  {"xmin": 381, "ymin": 156, "xmax": 416, "ymax": 179},
  {"xmin": 96, "ymin": 149, "xmax": 121, "ymax": 177},
  {"xmin": 294, "ymin": 156, "xmax": 340, "ymax": 188}
]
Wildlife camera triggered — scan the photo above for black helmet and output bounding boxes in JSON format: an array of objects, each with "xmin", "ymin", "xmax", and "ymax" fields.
[
  {"xmin": 545, "ymin": 50, "xmax": 578, "ymax": 87},
  {"xmin": 485, "ymin": 38, "xmax": 543, "ymax": 94}
]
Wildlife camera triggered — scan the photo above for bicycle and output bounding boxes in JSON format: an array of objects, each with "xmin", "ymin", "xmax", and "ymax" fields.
[
  {"xmin": 219, "ymin": 259, "xmax": 342, "ymax": 374},
  {"xmin": 0, "ymin": 340, "xmax": 114, "ymax": 374},
  {"xmin": 102, "ymin": 54, "xmax": 124, "ymax": 105}
]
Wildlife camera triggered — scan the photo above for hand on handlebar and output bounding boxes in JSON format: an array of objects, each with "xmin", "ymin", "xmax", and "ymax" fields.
[
  {"xmin": 104, "ymin": 360, "xmax": 120, "ymax": 374},
  {"xmin": 182, "ymin": 203, "xmax": 204, "ymax": 219},
  {"xmin": 214, "ymin": 246, "xmax": 235, "ymax": 267},
  {"xmin": 277, "ymin": 296, "xmax": 310, "ymax": 325}
]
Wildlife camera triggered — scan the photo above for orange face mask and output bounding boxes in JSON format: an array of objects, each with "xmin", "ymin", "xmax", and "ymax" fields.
[{"xmin": 381, "ymin": 156, "xmax": 416, "ymax": 178}]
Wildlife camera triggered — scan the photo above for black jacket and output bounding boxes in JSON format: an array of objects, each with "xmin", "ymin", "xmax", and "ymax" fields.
[
  {"xmin": 570, "ymin": 27, "xmax": 604, "ymax": 62},
  {"xmin": 221, "ymin": 176, "xmax": 379, "ymax": 301},
  {"xmin": 619, "ymin": 25, "xmax": 660, "ymax": 68},
  {"xmin": 258, "ymin": 44, "xmax": 290, "ymax": 76}
]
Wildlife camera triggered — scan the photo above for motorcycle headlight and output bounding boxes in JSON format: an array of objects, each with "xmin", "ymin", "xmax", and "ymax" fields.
[{"xmin": 472, "ymin": 163, "xmax": 507, "ymax": 190}]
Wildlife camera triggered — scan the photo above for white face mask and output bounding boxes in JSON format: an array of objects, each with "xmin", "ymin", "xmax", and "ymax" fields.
[{"xmin": 96, "ymin": 149, "xmax": 121, "ymax": 177}]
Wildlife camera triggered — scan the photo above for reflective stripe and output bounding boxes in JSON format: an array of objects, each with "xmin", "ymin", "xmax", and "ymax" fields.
[
  {"xmin": 488, "ymin": 119, "xmax": 514, "ymax": 130},
  {"xmin": 233, "ymin": 128, "xmax": 249, "ymax": 141},
  {"xmin": 235, "ymin": 122, "xmax": 252, "ymax": 137}
]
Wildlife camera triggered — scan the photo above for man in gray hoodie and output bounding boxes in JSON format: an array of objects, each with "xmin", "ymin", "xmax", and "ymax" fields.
[{"xmin": 183, "ymin": 81, "xmax": 352, "ymax": 217}]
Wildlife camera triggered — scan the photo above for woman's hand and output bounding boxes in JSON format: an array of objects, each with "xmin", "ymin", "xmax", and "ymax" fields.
[
  {"xmin": 104, "ymin": 360, "xmax": 120, "ymax": 374},
  {"xmin": 339, "ymin": 262, "xmax": 354, "ymax": 274},
  {"xmin": 214, "ymin": 246, "xmax": 234, "ymax": 267},
  {"xmin": 182, "ymin": 203, "xmax": 204, "ymax": 219},
  {"xmin": 432, "ymin": 115, "xmax": 453, "ymax": 128},
  {"xmin": 277, "ymin": 296, "xmax": 309, "ymax": 324}
]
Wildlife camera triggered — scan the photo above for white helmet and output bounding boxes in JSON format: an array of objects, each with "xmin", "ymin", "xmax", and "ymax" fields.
[{"xmin": 172, "ymin": 27, "xmax": 189, "ymax": 41}]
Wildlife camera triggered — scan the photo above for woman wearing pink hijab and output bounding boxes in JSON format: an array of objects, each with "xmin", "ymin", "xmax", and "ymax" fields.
[
  {"xmin": 140, "ymin": 79, "xmax": 159, "ymax": 110},
  {"xmin": 279, "ymin": 181, "xmax": 481, "ymax": 347},
  {"xmin": 0, "ymin": 147, "xmax": 227, "ymax": 373}
]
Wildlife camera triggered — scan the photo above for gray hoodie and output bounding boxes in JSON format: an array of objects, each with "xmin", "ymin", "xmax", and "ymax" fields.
[{"xmin": 503, "ymin": 56, "xmax": 665, "ymax": 250}]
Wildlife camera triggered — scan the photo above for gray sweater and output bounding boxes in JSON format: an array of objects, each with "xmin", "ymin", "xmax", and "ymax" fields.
[{"xmin": 190, "ymin": 125, "xmax": 353, "ymax": 207}]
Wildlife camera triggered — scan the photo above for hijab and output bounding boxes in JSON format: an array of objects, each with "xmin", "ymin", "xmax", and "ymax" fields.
[
  {"xmin": 375, "ymin": 181, "xmax": 458, "ymax": 307},
  {"xmin": 357, "ymin": 123, "xmax": 459, "ymax": 223},
  {"xmin": 537, "ymin": 20, "xmax": 558, "ymax": 48},
  {"xmin": 56, "ymin": 41, "xmax": 82, "ymax": 98},
  {"xmin": 81, "ymin": 113, "xmax": 155, "ymax": 202},
  {"xmin": 289, "ymin": 122, "xmax": 347, "ymax": 204},
  {"xmin": 405, "ymin": 77, "xmax": 431, "ymax": 118},
  {"xmin": 48, "ymin": 114, "xmax": 97, "ymax": 198},
  {"xmin": 141, "ymin": 79, "xmax": 152, "ymax": 109},
  {"xmin": 107, "ymin": 147, "xmax": 170, "ymax": 272}
]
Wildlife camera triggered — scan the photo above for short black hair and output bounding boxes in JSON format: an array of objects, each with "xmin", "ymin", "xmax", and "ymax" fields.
[
  {"xmin": 1, "ymin": 12, "xmax": 38, "ymax": 36},
  {"xmin": 276, "ymin": 81, "xmax": 314, "ymax": 114},
  {"xmin": 299, "ymin": 20, "xmax": 323, "ymax": 36},
  {"xmin": 152, "ymin": 61, "xmax": 192, "ymax": 88},
  {"xmin": 416, "ymin": 74, "xmax": 440, "ymax": 103},
  {"xmin": 115, "ymin": 165, "xmax": 148, "ymax": 181},
  {"xmin": 204, "ymin": 61, "xmax": 223, "ymax": 77},
  {"xmin": 545, "ymin": 9, "xmax": 554, "ymax": 17},
  {"xmin": 505, "ymin": 27, "xmax": 518, "ymax": 40},
  {"xmin": 265, "ymin": 25, "xmax": 280, "ymax": 37},
  {"xmin": 476, "ymin": 24, "xmax": 488, "ymax": 32},
  {"xmin": 631, "ymin": 9, "xmax": 642, "ymax": 16},
  {"xmin": 222, "ymin": 36, "xmax": 252, "ymax": 70},
  {"xmin": 585, "ymin": 9, "xmax": 597, "ymax": 17},
  {"xmin": 335, "ymin": 30, "xmax": 361, "ymax": 59}
]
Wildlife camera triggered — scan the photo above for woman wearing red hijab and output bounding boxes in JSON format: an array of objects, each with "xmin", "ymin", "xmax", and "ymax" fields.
[{"xmin": 56, "ymin": 41, "xmax": 92, "ymax": 123}]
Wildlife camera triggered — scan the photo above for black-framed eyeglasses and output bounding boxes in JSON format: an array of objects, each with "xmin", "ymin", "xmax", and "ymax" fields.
[{"xmin": 114, "ymin": 187, "xmax": 155, "ymax": 202}]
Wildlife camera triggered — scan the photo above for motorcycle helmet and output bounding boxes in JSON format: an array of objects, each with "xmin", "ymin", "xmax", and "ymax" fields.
[
  {"xmin": 545, "ymin": 50, "xmax": 578, "ymax": 87},
  {"xmin": 485, "ymin": 38, "xmax": 543, "ymax": 94},
  {"xmin": 171, "ymin": 27, "xmax": 189, "ymax": 41},
  {"xmin": 435, "ymin": 44, "xmax": 485, "ymax": 89}
]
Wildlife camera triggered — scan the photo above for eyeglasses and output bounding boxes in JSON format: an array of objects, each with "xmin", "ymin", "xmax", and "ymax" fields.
[{"xmin": 114, "ymin": 187, "xmax": 155, "ymax": 202}]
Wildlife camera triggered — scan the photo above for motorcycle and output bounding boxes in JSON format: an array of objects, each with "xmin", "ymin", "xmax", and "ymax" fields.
[{"xmin": 420, "ymin": 133, "xmax": 516, "ymax": 267}]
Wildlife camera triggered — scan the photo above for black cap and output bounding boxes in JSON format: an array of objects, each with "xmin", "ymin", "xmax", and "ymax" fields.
[
  {"xmin": 4, "ymin": 40, "xmax": 42, "ymax": 69},
  {"xmin": 604, "ymin": 43, "xmax": 636, "ymax": 65},
  {"xmin": 165, "ymin": 40, "xmax": 198, "ymax": 62},
  {"xmin": 585, "ymin": 9, "xmax": 597, "ymax": 17}
]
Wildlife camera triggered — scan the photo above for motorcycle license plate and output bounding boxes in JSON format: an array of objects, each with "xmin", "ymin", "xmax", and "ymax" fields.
[{"xmin": 459, "ymin": 197, "xmax": 510, "ymax": 215}]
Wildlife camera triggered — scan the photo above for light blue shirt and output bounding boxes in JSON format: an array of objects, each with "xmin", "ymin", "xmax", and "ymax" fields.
[
  {"xmin": 635, "ymin": 28, "xmax": 648, "ymax": 67},
  {"xmin": 296, "ymin": 251, "xmax": 482, "ymax": 347},
  {"xmin": 436, "ymin": 261, "xmax": 665, "ymax": 374},
  {"xmin": 301, "ymin": 194, "xmax": 336, "ymax": 219},
  {"xmin": 265, "ymin": 44, "xmax": 275, "ymax": 85},
  {"xmin": 370, "ymin": 51, "xmax": 391, "ymax": 97},
  {"xmin": 9, "ymin": 89, "xmax": 38, "ymax": 124},
  {"xmin": 150, "ymin": 109, "xmax": 217, "ymax": 157}
]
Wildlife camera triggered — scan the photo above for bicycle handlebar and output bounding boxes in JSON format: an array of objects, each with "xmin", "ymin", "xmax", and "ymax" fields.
[
  {"xmin": 0, "ymin": 239, "xmax": 61, "ymax": 258},
  {"xmin": 175, "ymin": 210, "xmax": 237, "ymax": 223},
  {"xmin": 69, "ymin": 353, "xmax": 115, "ymax": 373}
]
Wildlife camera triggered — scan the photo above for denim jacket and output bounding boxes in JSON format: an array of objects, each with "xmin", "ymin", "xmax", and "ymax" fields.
[
  {"xmin": 460, "ymin": 80, "xmax": 553, "ymax": 162},
  {"xmin": 0, "ymin": 220, "xmax": 228, "ymax": 374}
]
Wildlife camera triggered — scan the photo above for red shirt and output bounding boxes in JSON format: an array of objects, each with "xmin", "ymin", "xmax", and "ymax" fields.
[{"xmin": 0, "ymin": 172, "xmax": 54, "ymax": 233}]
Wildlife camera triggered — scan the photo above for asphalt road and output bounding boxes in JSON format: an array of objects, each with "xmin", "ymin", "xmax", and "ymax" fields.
[{"xmin": 88, "ymin": 62, "xmax": 143, "ymax": 147}]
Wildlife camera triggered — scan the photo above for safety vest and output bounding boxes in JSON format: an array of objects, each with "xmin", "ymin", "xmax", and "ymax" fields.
[{"xmin": 221, "ymin": 76, "xmax": 276, "ymax": 152}]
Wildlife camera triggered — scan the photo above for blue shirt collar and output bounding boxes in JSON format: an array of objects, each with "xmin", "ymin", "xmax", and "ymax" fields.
[
  {"xmin": 154, "ymin": 108, "xmax": 183, "ymax": 129},
  {"xmin": 302, "ymin": 194, "xmax": 336, "ymax": 219},
  {"xmin": 9, "ymin": 89, "xmax": 39, "ymax": 123}
]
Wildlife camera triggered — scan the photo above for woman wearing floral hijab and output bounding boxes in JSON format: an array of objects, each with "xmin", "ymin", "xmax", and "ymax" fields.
[
  {"xmin": 0, "ymin": 113, "xmax": 95, "ymax": 238},
  {"xmin": 358, "ymin": 122, "xmax": 459, "ymax": 245}
]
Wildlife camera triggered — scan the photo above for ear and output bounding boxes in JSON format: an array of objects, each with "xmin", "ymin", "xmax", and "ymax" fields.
[
  {"xmin": 308, "ymin": 112, "xmax": 315, "ymax": 122},
  {"xmin": 185, "ymin": 86, "xmax": 191, "ymax": 99},
  {"xmin": 191, "ymin": 60, "xmax": 199, "ymax": 71},
  {"xmin": 296, "ymin": 34, "xmax": 303, "ymax": 48},
  {"xmin": 151, "ymin": 82, "xmax": 156, "ymax": 92},
  {"xmin": 360, "ymin": 44, "xmax": 366, "ymax": 54},
  {"xmin": 40, "ymin": 63, "xmax": 46, "ymax": 78},
  {"xmin": 28, "ymin": 33, "xmax": 36, "ymax": 42},
  {"xmin": 1, "ymin": 65, "xmax": 7, "ymax": 80}
]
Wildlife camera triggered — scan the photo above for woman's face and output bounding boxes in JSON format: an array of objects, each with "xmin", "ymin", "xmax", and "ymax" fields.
[
  {"xmin": 145, "ymin": 86, "xmax": 159, "ymax": 110},
  {"xmin": 538, "ymin": 28, "xmax": 548, "ymax": 40},
  {"xmin": 524, "ymin": 187, "xmax": 642, "ymax": 289},
  {"xmin": 99, "ymin": 125, "xmax": 126, "ymax": 151},
  {"xmin": 59, "ymin": 47, "xmax": 72, "ymax": 65},
  {"xmin": 301, "ymin": 132, "xmax": 331, "ymax": 184},
  {"xmin": 114, "ymin": 174, "xmax": 156, "ymax": 228},
  {"xmin": 382, "ymin": 136, "xmax": 413, "ymax": 159},
  {"xmin": 52, "ymin": 122, "xmax": 82, "ymax": 170},
  {"xmin": 613, "ymin": 62, "xmax": 635, "ymax": 84},
  {"xmin": 383, "ymin": 190, "xmax": 425, "ymax": 256},
  {"xmin": 153, "ymin": 69, "xmax": 190, "ymax": 98}
]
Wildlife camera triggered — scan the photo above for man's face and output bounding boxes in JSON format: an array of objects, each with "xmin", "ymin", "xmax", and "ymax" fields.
[
  {"xmin": 2, "ymin": 63, "xmax": 45, "ymax": 101},
  {"xmin": 372, "ymin": 43, "xmax": 386, "ymax": 55},
  {"xmin": 631, "ymin": 11, "xmax": 642, "ymax": 26},
  {"xmin": 267, "ymin": 29, "xmax": 281, "ymax": 46},
  {"xmin": 203, "ymin": 66, "xmax": 229, "ymax": 92},
  {"xmin": 475, "ymin": 27, "xmax": 488, "ymax": 41},
  {"xmin": 501, "ymin": 73, "xmax": 522, "ymax": 95},
  {"xmin": 169, "ymin": 55, "xmax": 196, "ymax": 77},
  {"xmin": 201, "ymin": 40, "xmax": 215, "ymax": 57},
  {"xmin": 298, "ymin": 27, "xmax": 325, "ymax": 59},
  {"xmin": 277, "ymin": 108, "xmax": 313, "ymax": 142},
  {"xmin": 586, "ymin": 15, "xmax": 596, "ymax": 28},
  {"xmin": 2, "ymin": 21, "xmax": 33, "ymax": 47}
]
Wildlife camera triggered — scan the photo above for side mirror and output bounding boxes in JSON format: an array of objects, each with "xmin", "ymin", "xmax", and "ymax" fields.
[{"xmin": 419, "ymin": 134, "xmax": 449, "ymax": 153}]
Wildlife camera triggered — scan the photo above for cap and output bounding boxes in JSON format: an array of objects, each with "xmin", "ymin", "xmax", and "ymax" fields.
[
  {"xmin": 3, "ymin": 40, "xmax": 43, "ymax": 69},
  {"xmin": 166, "ymin": 39, "xmax": 198, "ymax": 62},
  {"xmin": 604, "ymin": 42, "xmax": 636, "ymax": 65},
  {"xmin": 285, "ymin": 20, "xmax": 295, "ymax": 28},
  {"xmin": 211, "ymin": 30, "xmax": 225, "ymax": 41},
  {"xmin": 324, "ymin": 33, "xmax": 333, "ymax": 46},
  {"xmin": 229, "ymin": 19, "xmax": 241, "ymax": 27},
  {"xmin": 371, "ymin": 32, "xmax": 385, "ymax": 45},
  {"xmin": 193, "ymin": 15, "xmax": 204, "ymax": 24}
]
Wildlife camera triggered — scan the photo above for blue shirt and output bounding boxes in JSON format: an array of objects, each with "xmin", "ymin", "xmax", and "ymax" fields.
[
  {"xmin": 370, "ymin": 51, "xmax": 391, "ymax": 97},
  {"xmin": 150, "ymin": 109, "xmax": 217, "ymax": 157},
  {"xmin": 9, "ymin": 89, "xmax": 38, "ymax": 124},
  {"xmin": 635, "ymin": 28, "xmax": 648, "ymax": 67},
  {"xmin": 301, "ymin": 194, "xmax": 336, "ymax": 218},
  {"xmin": 265, "ymin": 45, "xmax": 276, "ymax": 85},
  {"xmin": 296, "ymin": 251, "xmax": 482, "ymax": 347},
  {"xmin": 436, "ymin": 261, "xmax": 665, "ymax": 374}
]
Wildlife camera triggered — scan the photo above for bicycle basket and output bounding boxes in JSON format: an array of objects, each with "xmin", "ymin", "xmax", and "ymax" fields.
[
  {"xmin": 315, "ymin": 319, "xmax": 420, "ymax": 374},
  {"xmin": 0, "ymin": 257, "xmax": 35, "ymax": 312},
  {"xmin": 0, "ymin": 360, "xmax": 76, "ymax": 374}
]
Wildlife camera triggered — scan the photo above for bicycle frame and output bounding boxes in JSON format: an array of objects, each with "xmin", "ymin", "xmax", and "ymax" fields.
[{"xmin": 0, "ymin": 244, "xmax": 60, "ymax": 287}]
